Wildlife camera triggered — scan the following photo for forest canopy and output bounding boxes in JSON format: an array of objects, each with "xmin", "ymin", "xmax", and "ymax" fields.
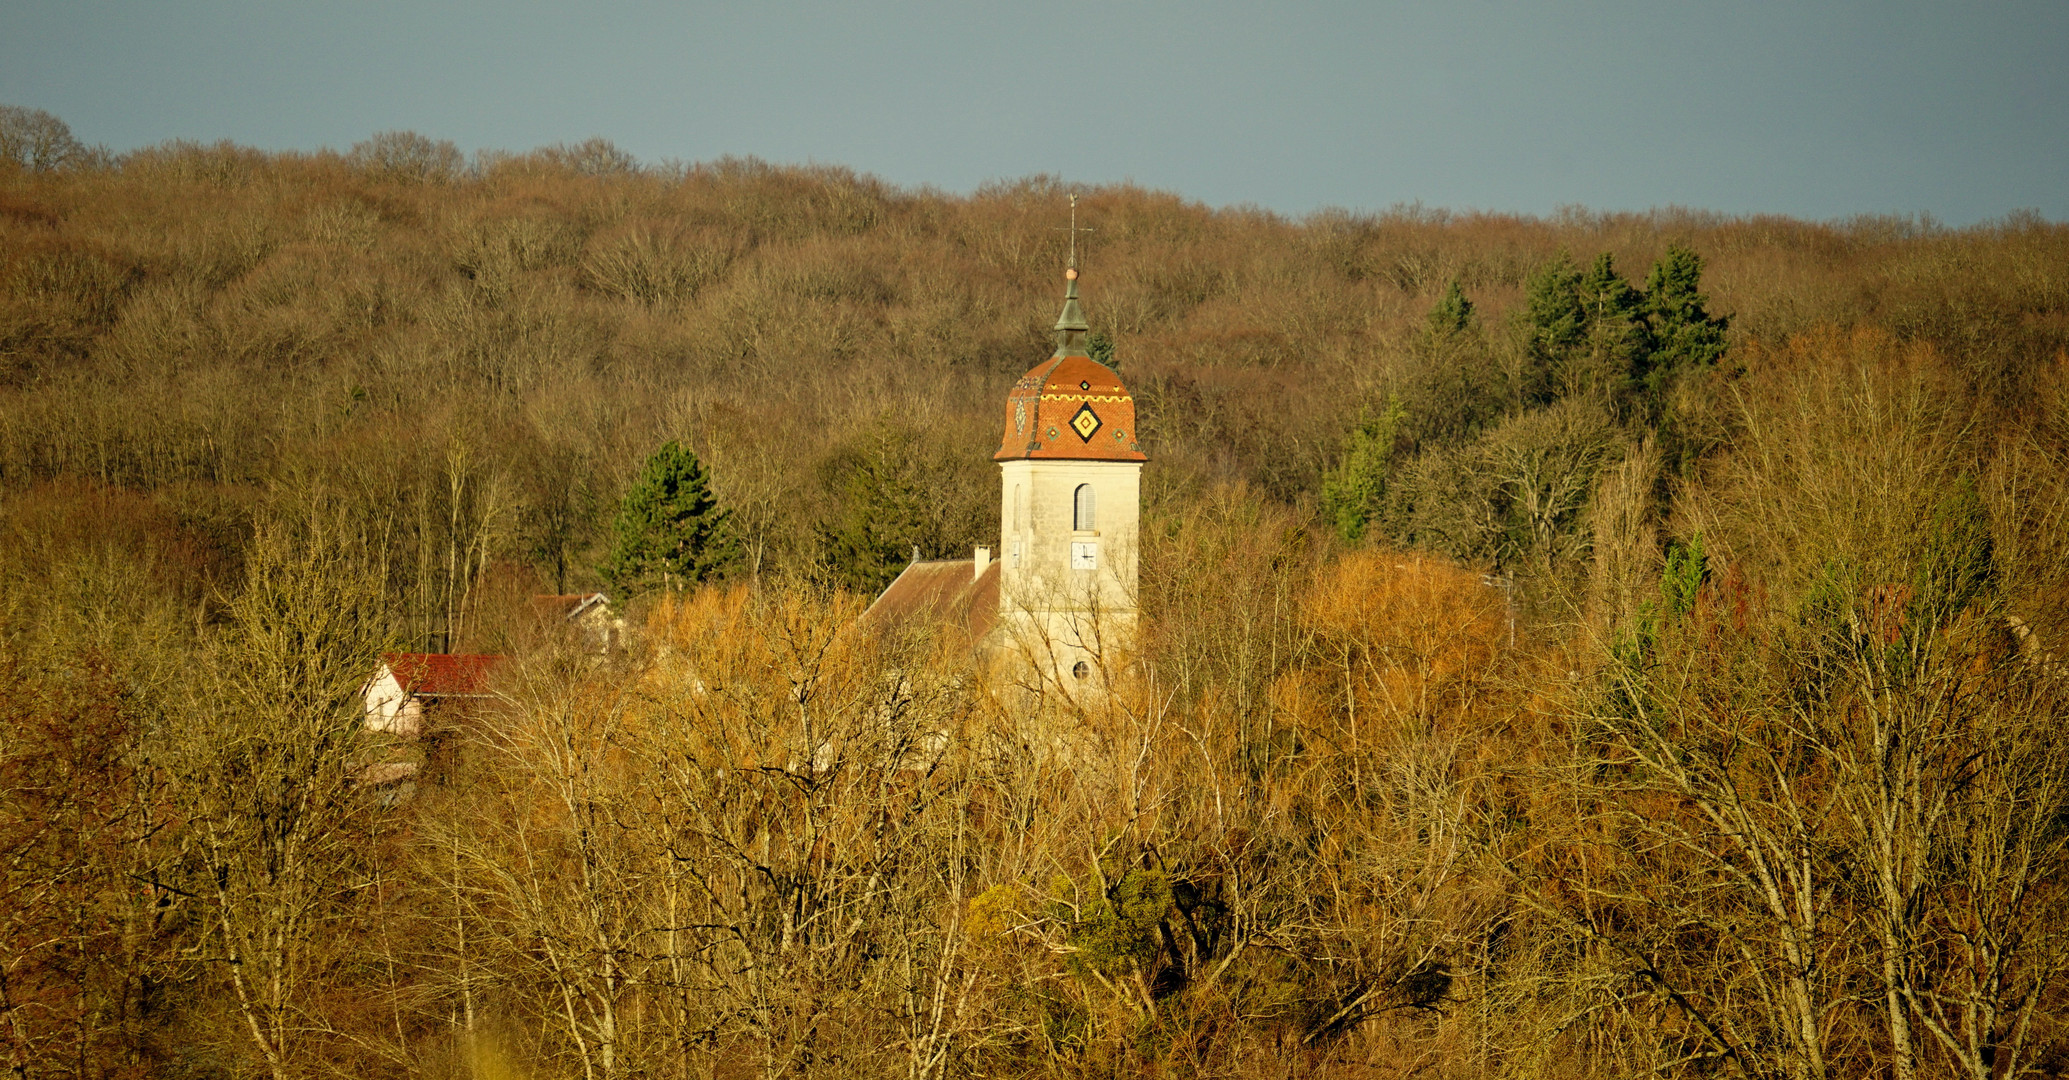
[
  {"xmin": 3, "ymin": 121, "xmax": 2069, "ymax": 1080},
  {"xmin": 0, "ymin": 126, "xmax": 2063, "ymax": 618}
]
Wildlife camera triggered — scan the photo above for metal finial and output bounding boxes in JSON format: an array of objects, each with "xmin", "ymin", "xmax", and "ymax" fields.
[
  {"xmin": 1054, "ymin": 192, "xmax": 1095, "ymax": 273},
  {"xmin": 1069, "ymin": 193, "xmax": 1079, "ymax": 270},
  {"xmin": 1049, "ymin": 193, "xmax": 1093, "ymax": 355}
]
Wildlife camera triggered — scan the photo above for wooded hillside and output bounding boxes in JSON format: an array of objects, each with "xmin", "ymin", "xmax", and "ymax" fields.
[{"xmin": 3, "ymin": 127, "xmax": 2068, "ymax": 1079}]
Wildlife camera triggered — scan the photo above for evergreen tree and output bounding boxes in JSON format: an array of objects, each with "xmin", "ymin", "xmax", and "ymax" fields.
[
  {"xmin": 1576, "ymin": 252, "xmax": 1652, "ymax": 406},
  {"xmin": 815, "ymin": 451, "xmax": 932, "ymax": 594},
  {"xmin": 1521, "ymin": 252, "xmax": 1657, "ymax": 412},
  {"xmin": 1088, "ymin": 330, "xmax": 1118, "ymax": 370},
  {"xmin": 1519, "ymin": 253, "xmax": 1586, "ymax": 405},
  {"xmin": 1642, "ymin": 245, "xmax": 1729, "ymax": 391},
  {"xmin": 1580, "ymin": 252, "xmax": 1646, "ymax": 330},
  {"xmin": 1425, "ymin": 278, "xmax": 1474, "ymax": 339},
  {"xmin": 1402, "ymin": 281, "xmax": 1502, "ymax": 451},
  {"xmin": 1911, "ymin": 475, "xmax": 1996, "ymax": 624},
  {"xmin": 600, "ymin": 441, "xmax": 735, "ymax": 596},
  {"xmin": 812, "ymin": 422, "xmax": 990, "ymax": 593},
  {"xmin": 1320, "ymin": 399, "xmax": 1405, "ymax": 542}
]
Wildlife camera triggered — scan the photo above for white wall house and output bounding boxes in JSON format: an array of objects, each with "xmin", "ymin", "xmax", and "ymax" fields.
[{"xmin": 362, "ymin": 652, "xmax": 501, "ymax": 738}]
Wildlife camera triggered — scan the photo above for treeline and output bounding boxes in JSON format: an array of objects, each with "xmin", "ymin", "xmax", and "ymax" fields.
[
  {"xmin": 2, "ymin": 117, "xmax": 2069, "ymax": 1078},
  {"xmin": 3, "ymin": 121, "xmax": 2067, "ymax": 616}
]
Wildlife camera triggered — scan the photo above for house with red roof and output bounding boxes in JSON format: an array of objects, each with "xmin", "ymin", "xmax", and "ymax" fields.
[
  {"xmin": 530, "ymin": 591, "xmax": 625, "ymax": 652},
  {"xmin": 362, "ymin": 652, "xmax": 502, "ymax": 738}
]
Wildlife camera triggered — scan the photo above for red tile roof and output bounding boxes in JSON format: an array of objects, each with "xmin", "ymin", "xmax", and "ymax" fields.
[
  {"xmin": 381, "ymin": 652, "xmax": 502, "ymax": 697},
  {"xmin": 863, "ymin": 559, "xmax": 1000, "ymax": 646}
]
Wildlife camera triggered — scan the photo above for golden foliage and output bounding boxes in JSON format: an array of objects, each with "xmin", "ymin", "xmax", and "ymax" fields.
[{"xmin": 1, "ymin": 143, "xmax": 2067, "ymax": 1079}]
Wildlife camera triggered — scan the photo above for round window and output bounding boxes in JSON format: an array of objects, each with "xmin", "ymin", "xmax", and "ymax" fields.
[{"xmin": 1071, "ymin": 661, "xmax": 1090, "ymax": 680}]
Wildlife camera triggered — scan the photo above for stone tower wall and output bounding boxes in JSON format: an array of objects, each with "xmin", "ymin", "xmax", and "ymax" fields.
[{"xmin": 996, "ymin": 457, "xmax": 1141, "ymax": 677}]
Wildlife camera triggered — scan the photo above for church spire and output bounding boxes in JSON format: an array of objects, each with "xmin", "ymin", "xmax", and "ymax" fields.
[
  {"xmin": 1052, "ymin": 268, "xmax": 1089, "ymax": 355},
  {"xmin": 1052, "ymin": 193, "xmax": 1092, "ymax": 356}
]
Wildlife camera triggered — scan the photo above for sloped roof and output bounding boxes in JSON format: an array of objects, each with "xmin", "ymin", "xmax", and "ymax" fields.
[
  {"xmin": 381, "ymin": 652, "xmax": 502, "ymax": 697},
  {"xmin": 531, "ymin": 593, "xmax": 609, "ymax": 621},
  {"xmin": 863, "ymin": 559, "xmax": 1000, "ymax": 647}
]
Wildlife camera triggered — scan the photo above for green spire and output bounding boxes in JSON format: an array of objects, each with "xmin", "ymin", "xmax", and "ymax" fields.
[
  {"xmin": 1053, "ymin": 269, "xmax": 1089, "ymax": 355},
  {"xmin": 1051, "ymin": 193, "xmax": 1094, "ymax": 356}
]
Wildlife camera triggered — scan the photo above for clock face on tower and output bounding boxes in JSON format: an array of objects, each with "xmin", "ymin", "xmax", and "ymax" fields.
[{"xmin": 1070, "ymin": 402, "xmax": 1102, "ymax": 441}]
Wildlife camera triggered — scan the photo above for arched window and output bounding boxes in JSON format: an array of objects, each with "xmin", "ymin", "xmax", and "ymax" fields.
[{"xmin": 1073, "ymin": 483, "xmax": 1096, "ymax": 531}]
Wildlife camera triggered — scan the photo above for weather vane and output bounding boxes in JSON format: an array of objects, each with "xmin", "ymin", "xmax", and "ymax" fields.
[{"xmin": 1055, "ymin": 192, "xmax": 1095, "ymax": 277}]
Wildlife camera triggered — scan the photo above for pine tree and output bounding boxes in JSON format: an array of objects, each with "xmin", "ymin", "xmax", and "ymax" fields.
[
  {"xmin": 808, "ymin": 419, "xmax": 994, "ymax": 593},
  {"xmin": 1425, "ymin": 279, "xmax": 1474, "ymax": 339},
  {"xmin": 1088, "ymin": 330, "xmax": 1118, "ymax": 371},
  {"xmin": 1577, "ymin": 252, "xmax": 1651, "ymax": 407},
  {"xmin": 1580, "ymin": 253, "xmax": 1645, "ymax": 329},
  {"xmin": 1520, "ymin": 253, "xmax": 1586, "ymax": 405},
  {"xmin": 1403, "ymin": 280, "xmax": 1502, "ymax": 451},
  {"xmin": 814, "ymin": 449, "xmax": 934, "ymax": 593},
  {"xmin": 1523, "ymin": 253, "xmax": 1658, "ymax": 411},
  {"xmin": 812, "ymin": 423, "xmax": 958, "ymax": 593},
  {"xmin": 1642, "ymin": 245, "xmax": 1729, "ymax": 391},
  {"xmin": 600, "ymin": 441, "xmax": 734, "ymax": 596}
]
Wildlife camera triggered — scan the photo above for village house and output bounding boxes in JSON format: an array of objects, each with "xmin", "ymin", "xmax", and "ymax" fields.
[
  {"xmin": 362, "ymin": 651, "xmax": 502, "ymax": 738},
  {"xmin": 531, "ymin": 590, "xmax": 625, "ymax": 651}
]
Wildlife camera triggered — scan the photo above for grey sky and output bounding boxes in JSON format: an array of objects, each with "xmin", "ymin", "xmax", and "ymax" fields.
[{"xmin": 3, "ymin": 1, "xmax": 2063, "ymax": 224}]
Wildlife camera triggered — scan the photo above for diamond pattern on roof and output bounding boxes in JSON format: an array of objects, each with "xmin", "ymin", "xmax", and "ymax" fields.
[{"xmin": 1070, "ymin": 402, "xmax": 1102, "ymax": 441}]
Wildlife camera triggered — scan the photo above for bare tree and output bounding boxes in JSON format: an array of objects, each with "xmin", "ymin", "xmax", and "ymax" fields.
[
  {"xmin": 461, "ymin": 651, "xmax": 650, "ymax": 1080},
  {"xmin": 347, "ymin": 131, "xmax": 464, "ymax": 183},
  {"xmin": 0, "ymin": 105, "xmax": 85, "ymax": 171},
  {"xmin": 172, "ymin": 502, "xmax": 395, "ymax": 1080},
  {"xmin": 633, "ymin": 586, "xmax": 983, "ymax": 1079}
]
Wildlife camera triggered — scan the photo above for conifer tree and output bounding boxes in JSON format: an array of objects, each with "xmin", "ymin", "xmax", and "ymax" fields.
[
  {"xmin": 809, "ymin": 420, "xmax": 993, "ymax": 593},
  {"xmin": 600, "ymin": 441, "xmax": 734, "ymax": 595},
  {"xmin": 1580, "ymin": 252, "xmax": 1645, "ymax": 331},
  {"xmin": 1519, "ymin": 253, "xmax": 1586, "ymax": 405},
  {"xmin": 1402, "ymin": 280, "xmax": 1502, "ymax": 451},
  {"xmin": 1321, "ymin": 399, "xmax": 1405, "ymax": 542},
  {"xmin": 1425, "ymin": 278, "xmax": 1474, "ymax": 339},
  {"xmin": 1642, "ymin": 244, "xmax": 1730, "ymax": 389},
  {"xmin": 1088, "ymin": 330, "xmax": 1118, "ymax": 371},
  {"xmin": 1521, "ymin": 252, "xmax": 1657, "ymax": 411},
  {"xmin": 1578, "ymin": 252, "xmax": 1652, "ymax": 406},
  {"xmin": 814, "ymin": 451, "xmax": 933, "ymax": 593}
]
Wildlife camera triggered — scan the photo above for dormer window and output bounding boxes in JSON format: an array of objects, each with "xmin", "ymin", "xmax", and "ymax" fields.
[{"xmin": 1073, "ymin": 483, "xmax": 1096, "ymax": 531}]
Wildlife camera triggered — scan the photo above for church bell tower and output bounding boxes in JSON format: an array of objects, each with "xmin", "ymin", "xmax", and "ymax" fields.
[{"xmin": 993, "ymin": 263, "xmax": 1146, "ymax": 683}]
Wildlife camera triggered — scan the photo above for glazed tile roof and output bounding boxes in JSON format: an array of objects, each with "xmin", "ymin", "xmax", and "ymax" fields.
[
  {"xmin": 996, "ymin": 270, "xmax": 1147, "ymax": 463},
  {"xmin": 995, "ymin": 353, "xmax": 1146, "ymax": 462}
]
